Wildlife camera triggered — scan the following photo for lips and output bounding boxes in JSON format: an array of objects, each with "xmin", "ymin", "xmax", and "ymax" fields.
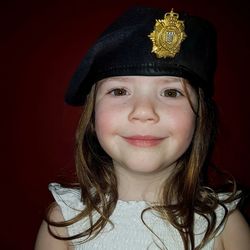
[{"xmin": 122, "ymin": 135, "xmax": 164, "ymax": 147}]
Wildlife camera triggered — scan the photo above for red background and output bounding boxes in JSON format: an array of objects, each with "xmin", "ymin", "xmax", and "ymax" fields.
[{"xmin": 1, "ymin": 0, "xmax": 250, "ymax": 249}]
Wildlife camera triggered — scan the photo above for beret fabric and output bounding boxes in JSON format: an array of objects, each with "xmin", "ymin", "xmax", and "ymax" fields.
[{"xmin": 65, "ymin": 6, "xmax": 217, "ymax": 106}]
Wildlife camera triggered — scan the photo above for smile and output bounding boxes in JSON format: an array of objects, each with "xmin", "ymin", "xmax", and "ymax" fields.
[{"xmin": 122, "ymin": 135, "xmax": 164, "ymax": 147}]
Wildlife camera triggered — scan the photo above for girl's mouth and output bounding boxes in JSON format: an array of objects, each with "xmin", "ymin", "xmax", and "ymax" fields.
[{"xmin": 122, "ymin": 135, "xmax": 164, "ymax": 147}]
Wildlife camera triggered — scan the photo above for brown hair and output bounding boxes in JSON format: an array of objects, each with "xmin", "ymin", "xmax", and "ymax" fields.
[{"xmin": 46, "ymin": 82, "xmax": 238, "ymax": 249}]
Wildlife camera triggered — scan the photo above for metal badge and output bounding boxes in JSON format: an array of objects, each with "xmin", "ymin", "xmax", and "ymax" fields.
[{"xmin": 148, "ymin": 9, "xmax": 187, "ymax": 58}]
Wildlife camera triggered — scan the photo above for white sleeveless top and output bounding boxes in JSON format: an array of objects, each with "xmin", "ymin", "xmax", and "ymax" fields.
[{"xmin": 49, "ymin": 183, "xmax": 239, "ymax": 250}]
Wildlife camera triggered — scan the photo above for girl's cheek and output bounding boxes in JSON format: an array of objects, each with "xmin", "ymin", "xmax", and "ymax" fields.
[
  {"xmin": 167, "ymin": 107, "xmax": 196, "ymax": 137},
  {"xmin": 95, "ymin": 105, "xmax": 117, "ymax": 132}
]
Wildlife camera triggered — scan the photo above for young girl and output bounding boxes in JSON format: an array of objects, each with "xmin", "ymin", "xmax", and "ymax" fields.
[{"xmin": 35, "ymin": 6, "xmax": 250, "ymax": 250}]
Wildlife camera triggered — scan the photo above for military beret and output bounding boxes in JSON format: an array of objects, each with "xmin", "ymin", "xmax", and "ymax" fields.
[{"xmin": 65, "ymin": 6, "xmax": 217, "ymax": 106}]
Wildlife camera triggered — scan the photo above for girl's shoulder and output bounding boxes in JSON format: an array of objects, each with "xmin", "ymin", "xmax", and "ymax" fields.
[
  {"xmin": 195, "ymin": 192, "xmax": 241, "ymax": 234},
  {"xmin": 48, "ymin": 183, "xmax": 90, "ymax": 245},
  {"xmin": 211, "ymin": 192, "xmax": 250, "ymax": 250},
  {"xmin": 220, "ymin": 209, "xmax": 250, "ymax": 249},
  {"xmin": 49, "ymin": 183, "xmax": 83, "ymax": 206},
  {"xmin": 213, "ymin": 192, "xmax": 241, "ymax": 231},
  {"xmin": 48, "ymin": 182, "xmax": 84, "ymax": 219}
]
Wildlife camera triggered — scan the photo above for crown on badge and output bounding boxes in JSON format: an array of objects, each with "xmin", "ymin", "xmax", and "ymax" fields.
[{"xmin": 148, "ymin": 9, "xmax": 187, "ymax": 58}]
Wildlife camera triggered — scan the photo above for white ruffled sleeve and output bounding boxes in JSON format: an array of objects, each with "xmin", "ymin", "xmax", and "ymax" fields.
[
  {"xmin": 214, "ymin": 193, "xmax": 241, "ymax": 237},
  {"xmin": 194, "ymin": 192, "xmax": 241, "ymax": 248},
  {"xmin": 48, "ymin": 182, "xmax": 88, "ymax": 242}
]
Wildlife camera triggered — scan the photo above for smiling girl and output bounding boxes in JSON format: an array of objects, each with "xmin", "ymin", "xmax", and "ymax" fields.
[{"xmin": 35, "ymin": 6, "xmax": 249, "ymax": 250}]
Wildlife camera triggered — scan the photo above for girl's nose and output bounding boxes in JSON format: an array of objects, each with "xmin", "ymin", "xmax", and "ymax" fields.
[{"xmin": 128, "ymin": 97, "xmax": 160, "ymax": 123}]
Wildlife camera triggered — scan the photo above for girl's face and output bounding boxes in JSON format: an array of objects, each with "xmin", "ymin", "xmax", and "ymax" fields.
[{"xmin": 95, "ymin": 76, "xmax": 197, "ymax": 178}]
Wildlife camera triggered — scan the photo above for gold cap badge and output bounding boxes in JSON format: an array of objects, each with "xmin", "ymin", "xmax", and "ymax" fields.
[{"xmin": 148, "ymin": 9, "xmax": 187, "ymax": 58}]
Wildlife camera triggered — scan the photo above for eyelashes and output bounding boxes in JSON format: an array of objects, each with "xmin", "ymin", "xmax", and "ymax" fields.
[
  {"xmin": 107, "ymin": 88, "xmax": 129, "ymax": 96},
  {"xmin": 160, "ymin": 89, "xmax": 184, "ymax": 98}
]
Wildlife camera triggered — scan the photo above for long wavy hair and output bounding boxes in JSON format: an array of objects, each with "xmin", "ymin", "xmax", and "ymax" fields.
[{"xmin": 46, "ymin": 80, "xmax": 239, "ymax": 249}]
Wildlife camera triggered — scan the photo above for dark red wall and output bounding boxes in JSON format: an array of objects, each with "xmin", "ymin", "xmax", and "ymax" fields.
[{"xmin": 1, "ymin": 0, "xmax": 250, "ymax": 249}]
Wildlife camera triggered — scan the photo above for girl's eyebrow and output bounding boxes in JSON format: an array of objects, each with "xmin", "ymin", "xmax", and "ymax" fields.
[
  {"xmin": 104, "ymin": 76, "xmax": 132, "ymax": 82},
  {"xmin": 159, "ymin": 76, "xmax": 182, "ymax": 82},
  {"xmin": 157, "ymin": 78, "xmax": 182, "ymax": 86},
  {"xmin": 97, "ymin": 76, "xmax": 131, "ymax": 87}
]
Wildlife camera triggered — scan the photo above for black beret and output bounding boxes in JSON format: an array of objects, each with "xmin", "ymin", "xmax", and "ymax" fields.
[{"xmin": 65, "ymin": 6, "xmax": 217, "ymax": 106}]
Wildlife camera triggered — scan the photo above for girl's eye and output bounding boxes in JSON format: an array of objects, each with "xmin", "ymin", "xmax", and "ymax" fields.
[
  {"xmin": 161, "ymin": 89, "xmax": 183, "ymax": 98},
  {"xmin": 108, "ymin": 88, "xmax": 129, "ymax": 96}
]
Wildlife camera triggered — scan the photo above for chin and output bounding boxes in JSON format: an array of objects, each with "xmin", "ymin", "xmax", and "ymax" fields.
[{"xmin": 116, "ymin": 159, "xmax": 173, "ymax": 176}]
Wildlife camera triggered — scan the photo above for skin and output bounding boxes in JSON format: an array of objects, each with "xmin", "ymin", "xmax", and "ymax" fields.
[
  {"xmin": 35, "ymin": 76, "xmax": 250, "ymax": 249},
  {"xmin": 95, "ymin": 76, "xmax": 197, "ymax": 201},
  {"xmin": 35, "ymin": 206, "xmax": 71, "ymax": 250}
]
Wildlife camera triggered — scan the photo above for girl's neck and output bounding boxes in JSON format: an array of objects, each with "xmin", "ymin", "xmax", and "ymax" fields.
[{"xmin": 115, "ymin": 167, "xmax": 172, "ymax": 203}]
